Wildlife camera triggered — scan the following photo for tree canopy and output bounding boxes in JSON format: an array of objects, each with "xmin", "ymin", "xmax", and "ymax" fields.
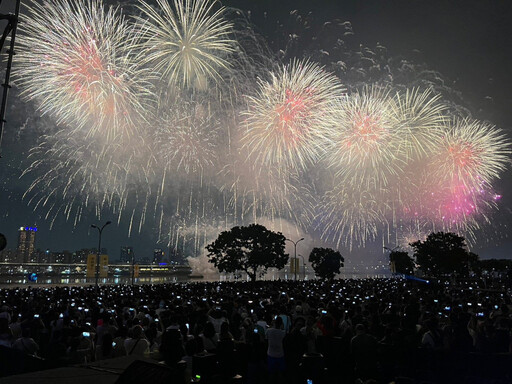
[
  {"xmin": 308, "ymin": 247, "xmax": 344, "ymax": 280},
  {"xmin": 410, "ymin": 231, "xmax": 478, "ymax": 276},
  {"xmin": 206, "ymin": 224, "xmax": 288, "ymax": 281}
]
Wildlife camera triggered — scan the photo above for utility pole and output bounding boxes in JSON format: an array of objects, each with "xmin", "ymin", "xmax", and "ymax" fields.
[
  {"xmin": 286, "ymin": 237, "xmax": 304, "ymax": 281},
  {"xmin": 91, "ymin": 221, "xmax": 111, "ymax": 290},
  {"xmin": 0, "ymin": 0, "xmax": 21, "ymax": 155}
]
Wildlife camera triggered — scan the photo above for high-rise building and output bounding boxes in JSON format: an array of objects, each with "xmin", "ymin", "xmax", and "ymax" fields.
[
  {"xmin": 153, "ymin": 249, "xmax": 164, "ymax": 264},
  {"xmin": 120, "ymin": 246, "xmax": 134, "ymax": 263},
  {"xmin": 17, "ymin": 226, "xmax": 37, "ymax": 264}
]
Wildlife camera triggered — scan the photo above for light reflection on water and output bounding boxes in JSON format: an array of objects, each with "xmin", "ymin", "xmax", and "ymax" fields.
[{"xmin": 0, "ymin": 275, "xmax": 195, "ymax": 287}]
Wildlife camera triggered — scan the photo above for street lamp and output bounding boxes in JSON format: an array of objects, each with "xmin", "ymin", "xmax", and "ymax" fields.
[
  {"xmin": 286, "ymin": 237, "xmax": 304, "ymax": 281},
  {"xmin": 91, "ymin": 221, "xmax": 111, "ymax": 289}
]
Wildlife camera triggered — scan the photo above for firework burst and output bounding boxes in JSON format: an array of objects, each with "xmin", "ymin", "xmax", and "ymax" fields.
[
  {"xmin": 431, "ymin": 118, "xmax": 510, "ymax": 191},
  {"xmin": 16, "ymin": 0, "xmax": 154, "ymax": 140},
  {"xmin": 241, "ymin": 59, "xmax": 343, "ymax": 172},
  {"xmin": 390, "ymin": 87, "xmax": 447, "ymax": 160},
  {"xmin": 326, "ymin": 85, "xmax": 404, "ymax": 189},
  {"xmin": 135, "ymin": 0, "xmax": 236, "ymax": 90},
  {"xmin": 396, "ymin": 159, "xmax": 497, "ymax": 245}
]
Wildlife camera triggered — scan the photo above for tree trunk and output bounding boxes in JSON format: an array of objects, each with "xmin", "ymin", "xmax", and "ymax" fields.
[{"xmin": 247, "ymin": 270, "xmax": 257, "ymax": 282}]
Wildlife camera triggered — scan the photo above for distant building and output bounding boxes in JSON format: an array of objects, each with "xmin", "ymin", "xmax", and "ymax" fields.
[
  {"xmin": 73, "ymin": 248, "xmax": 95, "ymax": 264},
  {"xmin": 54, "ymin": 250, "xmax": 72, "ymax": 264},
  {"xmin": 17, "ymin": 226, "xmax": 37, "ymax": 264},
  {"xmin": 31, "ymin": 248, "xmax": 44, "ymax": 263},
  {"xmin": 153, "ymin": 248, "xmax": 164, "ymax": 264},
  {"xmin": 139, "ymin": 256, "xmax": 151, "ymax": 264},
  {"xmin": 39, "ymin": 249, "xmax": 52, "ymax": 264},
  {"xmin": 120, "ymin": 246, "xmax": 134, "ymax": 263},
  {"xmin": 0, "ymin": 249, "xmax": 16, "ymax": 263}
]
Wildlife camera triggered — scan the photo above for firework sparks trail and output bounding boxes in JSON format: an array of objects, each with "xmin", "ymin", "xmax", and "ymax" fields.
[
  {"xmin": 22, "ymin": 129, "xmax": 158, "ymax": 234},
  {"xmin": 135, "ymin": 0, "xmax": 236, "ymax": 90},
  {"xmin": 15, "ymin": 0, "xmax": 154, "ymax": 140},
  {"xmin": 318, "ymin": 183, "xmax": 386, "ymax": 250},
  {"xmin": 155, "ymin": 96, "xmax": 221, "ymax": 176},
  {"xmin": 220, "ymin": 160, "xmax": 315, "ymax": 230}
]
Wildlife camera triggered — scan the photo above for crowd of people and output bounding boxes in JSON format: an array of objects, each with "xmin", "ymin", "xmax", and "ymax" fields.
[{"xmin": 0, "ymin": 276, "xmax": 511, "ymax": 383}]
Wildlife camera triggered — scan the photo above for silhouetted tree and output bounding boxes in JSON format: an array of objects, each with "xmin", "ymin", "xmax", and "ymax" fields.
[
  {"xmin": 410, "ymin": 232, "xmax": 478, "ymax": 276},
  {"xmin": 389, "ymin": 250, "xmax": 415, "ymax": 275},
  {"xmin": 309, "ymin": 247, "xmax": 344, "ymax": 280},
  {"xmin": 206, "ymin": 224, "xmax": 288, "ymax": 281}
]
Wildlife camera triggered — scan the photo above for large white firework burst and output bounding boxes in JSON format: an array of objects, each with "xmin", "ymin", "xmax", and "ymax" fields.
[
  {"xmin": 390, "ymin": 87, "xmax": 447, "ymax": 160},
  {"xmin": 431, "ymin": 117, "xmax": 510, "ymax": 191},
  {"xmin": 326, "ymin": 85, "xmax": 404, "ymax": 189},
  {"xmin": 135, "ymin": 0, "xmax": 236, "ymax": 90},
  {"xmin": 241, "ymin": 59, "xmax": 344, "ymax": 172},
  {"xmin": 16, "ymin": 0, "xmax": 154, "ymax": 140}
]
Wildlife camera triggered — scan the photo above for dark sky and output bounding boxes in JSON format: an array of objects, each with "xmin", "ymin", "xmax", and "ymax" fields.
[{"xmin": 0, "ymin": 0, "xmax": 511, "ymax": 261}]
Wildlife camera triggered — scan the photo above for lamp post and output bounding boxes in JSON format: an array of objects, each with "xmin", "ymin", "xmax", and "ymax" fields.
[
  {"xmin": 286, "ymin": 237, "xmax": 304, "ymax": 281},
  {"xmin": 91, "ymin": 221, "xmax": 111, "ymax": 289}
]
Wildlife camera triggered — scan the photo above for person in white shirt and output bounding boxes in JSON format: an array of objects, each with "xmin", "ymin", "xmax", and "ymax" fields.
[
  {"xmin": 208, "ymin": 308, "xmax": 228, "ymax": 334},
  {"xmin": 124, "ymin": 325, "xmax": 150, "ymax": 356},
  {"xmin": 266, "ymin": 316, "xmax": 286, "ymax": 382},
  {"xmin": 199, "ymin": 322, "xmax": 218, "ymax": 352}
]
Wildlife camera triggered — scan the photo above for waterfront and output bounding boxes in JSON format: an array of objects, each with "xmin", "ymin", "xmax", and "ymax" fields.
[{"xmin": 0, "ymin": 262, "xmax": 194, "ymax": 287}]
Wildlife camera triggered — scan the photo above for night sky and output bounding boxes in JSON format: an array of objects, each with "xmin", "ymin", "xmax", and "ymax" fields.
[{"xmin": 0, "ymin": 0, "xmax": 510, "ymax": 263}]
